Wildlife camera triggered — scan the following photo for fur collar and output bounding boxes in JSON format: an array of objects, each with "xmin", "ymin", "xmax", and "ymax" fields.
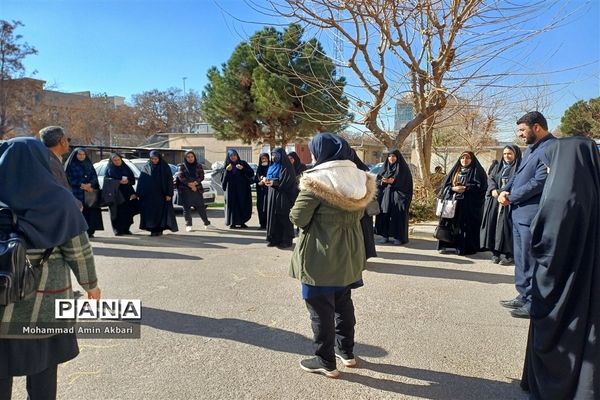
[{"xmin": 300, "ymin": 160, "xmax": 376, "ymax": 211}]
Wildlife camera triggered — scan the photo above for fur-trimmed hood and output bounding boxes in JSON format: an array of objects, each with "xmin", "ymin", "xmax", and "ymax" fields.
[{"xmin": 299, "ymin": 160, "xmax": 376, "ymax": 211}]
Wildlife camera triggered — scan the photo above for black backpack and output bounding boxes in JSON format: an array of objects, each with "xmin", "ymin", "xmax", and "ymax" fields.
[{"xmin": 0, "ymin": 204, "xmax": 52, "ymax": 306}]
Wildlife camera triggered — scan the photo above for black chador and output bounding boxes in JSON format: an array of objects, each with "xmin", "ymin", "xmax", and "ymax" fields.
[
  {"xmin": 374, "ymin": 150, "xmax": 413, "ymax": 244},
  {"xmin": 265, "ymin": 148, "xmax": 298, "ymax": 248},
  {"xmin": 480, "ymin": 145, "xmax": 522, "ymax": 262},
  {"xmin": 221, "ymin": 149, "xmax": 254, "ymax": 228},
  {"xmin": 137, "ymin": 151, "xmax": 178, "ymax": 235},
  {"xmin": 437, "ymin": 151, "xmax": 487, "ymax": 255},
  {"xmin": 521, "ymin": 136, "xmax": 600, "ymax": 399}
]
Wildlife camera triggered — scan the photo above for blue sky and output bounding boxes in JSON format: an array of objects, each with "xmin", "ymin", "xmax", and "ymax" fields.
[{"xmin": 2, "ymin": 0, "xmax": 599, "ymax": 134}]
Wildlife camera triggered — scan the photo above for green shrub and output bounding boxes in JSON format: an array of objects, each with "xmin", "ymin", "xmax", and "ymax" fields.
[{"xmin": 409, "ymin": 180, "xmax": 437, "ymax": 222}]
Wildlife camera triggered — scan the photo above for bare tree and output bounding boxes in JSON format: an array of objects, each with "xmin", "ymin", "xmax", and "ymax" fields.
[
  {"xmin": 264, "ymin": 0, "xmax": 583, "ymax": 185},
  {"xmin": 0, "ymin": 20, "xmax": 37, "ymax": 138}
]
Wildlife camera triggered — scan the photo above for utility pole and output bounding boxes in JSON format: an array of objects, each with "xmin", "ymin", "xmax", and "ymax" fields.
[{"xmin": 182, "ymin": 77, "xmax": 188, "ymax": 132}]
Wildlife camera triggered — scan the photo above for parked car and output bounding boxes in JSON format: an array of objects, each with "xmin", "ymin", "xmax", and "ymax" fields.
[
  {"xmin": 369, "ymin": 161, "xmax": 419, "ymax": 177},
  {"xmin": 93, "ymin": 158, "xmax": 217, "ymax": 205}
]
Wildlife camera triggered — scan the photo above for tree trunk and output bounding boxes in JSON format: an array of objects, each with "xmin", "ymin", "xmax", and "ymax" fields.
[{"xmin": 414, "ymin": 114, "xmax": 435, "ymax": 188}]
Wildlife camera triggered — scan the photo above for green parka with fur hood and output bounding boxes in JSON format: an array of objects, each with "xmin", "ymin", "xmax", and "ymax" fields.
[{"xmin": 289, "ymin": 160, "xmax": 376, "ymax": 286}]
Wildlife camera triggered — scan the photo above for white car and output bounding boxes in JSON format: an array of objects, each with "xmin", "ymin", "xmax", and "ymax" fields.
[{"xmin": 93, "ymin": 158, "xmax": 216, "ymax": 204}]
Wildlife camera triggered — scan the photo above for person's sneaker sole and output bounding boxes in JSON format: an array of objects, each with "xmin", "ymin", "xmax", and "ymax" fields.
[
  {"xmin": 299, "ymin": 362, "xmax": 340, "ymax": 378},
  {"xmin": 335, "ymin": 353, "xmax": 357, "ymax": 368}
]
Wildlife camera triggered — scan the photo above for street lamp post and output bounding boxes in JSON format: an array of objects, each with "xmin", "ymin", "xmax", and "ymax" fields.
[{"xmin": 182, "ymin": 77, "xmax": 188, "ymax": 132}]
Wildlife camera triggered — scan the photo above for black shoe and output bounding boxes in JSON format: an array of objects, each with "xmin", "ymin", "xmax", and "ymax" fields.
[
  {"xmin": 510, "ymin": 306, "xmax": 530, "ymax": 319},
  {"xmin": 491, "ymin": 255, "xmax": 500, "ymax": 264},
  {"xmin": 115, "ymin": 232, "xmax": 124, "ymax": 237},
  {"xmin": 124, "ymin": 230, "xmax": 133, "ymax": 235},
  {"xmin": 277, "ymin": 242, "xmax": 293, "ymax": 249},
  {"xmin": 299, "ymin": 357, "xmax": 339, "ymax": 378},
  {"xmin": 500, "ymin": 298, "xmax": 524, "ymax": 309},
  {"xmin": 240, "ymin": 223, "xmax": 248, "ymax": 229},
  {"xmin": 229, "ymin": 225, "xmax": 237, "ymax": 230},
  {"xmin": 150, "ymin": 231, "xmax": 163, "ymax": 237},
  {"xmin": 267, "ymin": 242, "xmax": 278, "ymax": 247},
  {"xmin": 334, "ymin": 349, "xmax": 357, "ymax": 368}
]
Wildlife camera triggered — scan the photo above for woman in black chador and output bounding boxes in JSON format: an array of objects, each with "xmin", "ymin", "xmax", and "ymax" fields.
[
  {"xmin": 437, "ymin": 151, "xmax": 487, "ymax": 255},
  {"xmin": 374, "ymin": 150, "xmax": 413, "ymax": 245},
  {"xmin": 221, "ymin": 149, "xmax": 254, "ymax": 229},
  {"xmin": 253, "ymin": 153, "xmax": 270, "ymax": 230},
  {"xmin": 64, "ymin": 147, "xmax": 104, "ymax": 237},
  {"xmin": 520, "ymin": 136, "xmax": 599, "ymax": 400},
  {"xmin": 137, "ymin": 150, "xmax": 178, "ymax": 236},
  {"xmin": 263, "ymin": 148, "xmax": 298, "ymax": 248},
  {"xmin": 480, "ymin": 145, "xmax": 522, "ymax": 264},
  {"xmin": 175, "ymin": 151, "xmax": 213, "ymax": 232},
  {"xmin": 104, "ymin": 153, "xmax": 137, "ymax": 236},
  {"xmin": 288, "ymin": 151, "xmax": 307, "ymax": 177}
]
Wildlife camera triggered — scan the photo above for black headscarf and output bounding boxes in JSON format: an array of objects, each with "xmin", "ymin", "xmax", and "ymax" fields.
[
  {"xmin": 256, "ymin": 152, "xmax": 270, "ymax": 178},
  {"xmin": 441, "ymin": 151, "xmax": 487, "ymax": 194},
  {"xmin": 183, "ymin": 150, "xmax": 198, "ymax": 179},
  {"xmin": 105, "ymin": 152, "xmax": 136, "ymax": 183},
  {"xmin": 64, "ymin": 147, "xmax": 95, "ymax": 175},
  {"xmin": 288, "ymin": 151, "xmax": 306, "ymax": 176},
  {"xmin": 308, "ymin": 132, "xmax": 352, "ymax": 166},
  {"xmin": 523, "ymin": 136, "xmax": 600, "ymax": 399},
  {"xmin": 0, "ymin": 137, "xmax": 88, "ymax": 249},
  {"xmin": 498, "ymin": 145, "xmax": 522, "ymax": 186},
  {"xmin": 379, "ymin": 149, "xmax": 413, "ymax": 196},
  {"xmin": 139, "ymin": 150, "xmax": 172, "ymax": 197}
]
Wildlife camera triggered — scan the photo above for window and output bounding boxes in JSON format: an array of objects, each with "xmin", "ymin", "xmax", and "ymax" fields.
[
  {"xmin": 227, "ymin": 146, "xmax": 252, "ymax": 162},
  {"xmin": 189, "ymin": 147, "xmax": 206, "ymax": 163}
]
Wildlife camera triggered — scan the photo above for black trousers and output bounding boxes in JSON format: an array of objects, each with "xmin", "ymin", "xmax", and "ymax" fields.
[
  {"xmin": 182, "ymin": 205, "xmax": 210, "ymax": 226},
  {"xmin": 0, "ymin": 365, "xmax": 58, "ymax": 400},
  {"xmin": 305, "ymin": 287, "xmax": 356, "ymax": 369}
]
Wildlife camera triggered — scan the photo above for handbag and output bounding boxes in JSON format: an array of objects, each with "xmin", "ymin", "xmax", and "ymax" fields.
[
  {"xmin": 0, "ymin": 205, "xmax": 53, "ymax": 306},
  {"xmin": 436, "ymin": 188, "xmax": 457, "ymax": 219},
  {"xmin": 84, "ymin": 189, "xmax": 100, "ymax": 208},
  {"xmin": 434, "ymin": 223, "xmax": 455, "ymax": 242}
]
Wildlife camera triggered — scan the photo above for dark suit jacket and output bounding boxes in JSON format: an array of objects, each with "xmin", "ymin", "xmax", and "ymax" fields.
[{"xmin": 505, "ymin": 134, "xmax": 556, "ymax": 224}]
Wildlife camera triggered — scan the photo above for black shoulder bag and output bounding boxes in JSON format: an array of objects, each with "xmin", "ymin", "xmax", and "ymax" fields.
[{"xmin": 0, "ymin": 206, "xmax": 53, "ymax": 306}]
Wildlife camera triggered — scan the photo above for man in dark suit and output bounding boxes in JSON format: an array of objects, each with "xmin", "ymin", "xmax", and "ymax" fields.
[{"xmin": 497, "ymin": 112, "xmax": 555, "ymax": 318}]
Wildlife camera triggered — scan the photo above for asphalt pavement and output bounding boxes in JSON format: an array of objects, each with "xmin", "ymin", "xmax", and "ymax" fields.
[{"xmin": 11, "ymin": 210, "xmax": 529, "ymax": 400}]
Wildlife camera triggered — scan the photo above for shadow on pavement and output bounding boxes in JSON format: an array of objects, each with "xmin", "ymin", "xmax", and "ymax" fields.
[
  {"xmin": 375, "ymin": 251, "xmax": 475, "ymax": 265},
  {"xmin": 141, "ymin": 306, "xmax": 387, "ymax": 358},
  {"xmin": 396, "ymin": 238, "xmax": 438, "ymax": 251},
  {"xmin": 342, "ymin": 359, "xmax": 526, "ymax": 399},
  {"xmin": 366, "ymin": 262, "xmax": 513, "ymax": 285},
  {"xmin": 92, "ymin": 247, "xmax": 202, "ymax": 260},
  {"xmin": 92, "ymin": 234, "xmax": 270, "ymax": 249}
]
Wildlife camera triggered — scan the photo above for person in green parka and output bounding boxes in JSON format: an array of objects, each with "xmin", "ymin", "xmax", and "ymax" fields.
[{"xmin": 289, "ymin": 133, "xmax": 376, "ymax": 378}]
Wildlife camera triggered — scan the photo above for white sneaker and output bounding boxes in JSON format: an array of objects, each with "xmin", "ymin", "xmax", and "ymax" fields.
[
  {"xmin": 185, "ymin": 226, "xmax": 194, "ymax": 232},
  {"xmin": 204, "ymin": 224, "xmax": 216, "ymax": 230}
]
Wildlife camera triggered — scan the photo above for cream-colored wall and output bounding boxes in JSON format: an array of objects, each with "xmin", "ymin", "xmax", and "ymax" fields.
[{"xmin": 166, "ymin": 135, "xmax": 265, "ymax": 165}]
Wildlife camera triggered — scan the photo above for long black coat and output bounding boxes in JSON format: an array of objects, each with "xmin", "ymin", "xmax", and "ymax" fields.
[
  {"xmin": 105, "ymin": 156, "xmax": 137, "ymax": 234},
  {"xmin": 221, "ymin": 159, "xmax": 254, "ymax": 226},
  {"xmin": 375, "ymin": 150, "xmax": 413, "ymax": 244},
  {"xmin": 137, "ymin": 159, "xmax": 178, "ymax": 232},
  {"xmin": 437, "ymin": 152, "xmax": 487, "ymax": 255},
  {"xmin": 521, "ymin": 137, "xmax": 600, "ymax": 399},
  {"xmin": 480, "ymin": 145, "xmax": 522, "ymax": 254}
]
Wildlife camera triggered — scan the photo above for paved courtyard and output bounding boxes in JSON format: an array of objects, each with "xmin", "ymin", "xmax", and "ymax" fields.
[{"xmin": 13, "ymin": 210, "xmax": 529, "ymax": 400}]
